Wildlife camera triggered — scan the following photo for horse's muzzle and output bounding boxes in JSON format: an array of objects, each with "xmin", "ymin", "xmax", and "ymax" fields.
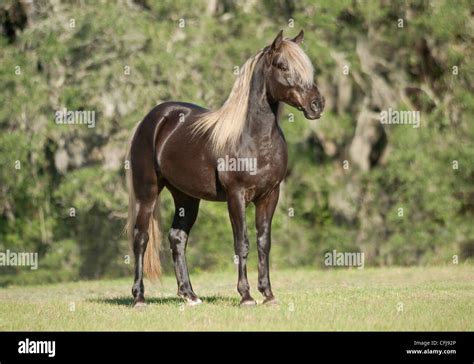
[{"xmin": 303, "ymin": 96, "xmax": 325, "ymax": 120}]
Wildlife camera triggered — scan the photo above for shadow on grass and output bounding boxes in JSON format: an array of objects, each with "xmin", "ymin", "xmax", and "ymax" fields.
[{"xmin": 91, "ymin": 295, "xmax": 239, "ymax": 307}]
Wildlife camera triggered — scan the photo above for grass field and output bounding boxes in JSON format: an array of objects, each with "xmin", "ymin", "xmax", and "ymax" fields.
[{"xmin": 0, "ymin": 266, "xmax": 472, "ymax": 331}]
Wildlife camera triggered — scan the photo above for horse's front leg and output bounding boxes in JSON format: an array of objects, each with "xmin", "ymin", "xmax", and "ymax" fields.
[
  {"xmin": 227, "ymin": 190, "xmax": 256, "ymax": 306},
  {"xmin": 255, "ymin": 187, "xmax": 280, "ymax": 304}
]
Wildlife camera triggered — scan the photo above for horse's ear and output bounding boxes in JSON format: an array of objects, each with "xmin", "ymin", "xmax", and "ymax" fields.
[
  {"xmin": 291, "ymin": 30, "xmax": 304, "ymax": 45},
  {"xmin": 270, "ymin": 30, "xmax": 284, "ymax": 51}
]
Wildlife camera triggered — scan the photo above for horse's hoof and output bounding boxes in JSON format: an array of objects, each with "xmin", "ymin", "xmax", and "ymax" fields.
[
  {"xmin": 263, "ymin": 297, "xmax": 279, "ymax": 305},
  {"xmin": 133, "ymin": 301, "xmax": 147, "ymax": 309},
  {"xmin": 186, "ymin": 297, "xmax": 203, "ymax": 306},
  {"xmin": 240, "ymin": 298, "xmax": 257, "ymax": 307}
]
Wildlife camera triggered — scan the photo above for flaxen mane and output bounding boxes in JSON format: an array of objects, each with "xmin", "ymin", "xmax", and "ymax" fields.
[{"xmin": 192, "ymin": 39, "xmax": 314, "ymax": 155}]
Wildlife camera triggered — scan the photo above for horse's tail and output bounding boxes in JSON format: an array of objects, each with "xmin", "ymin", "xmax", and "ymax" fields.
[
  {"xmin": 125, "ymin": 125, "xmax": 161, "ymax": 279},
  {"xmin": 143, "ymin": 197, "xmax": 162, "ymax": 280}
]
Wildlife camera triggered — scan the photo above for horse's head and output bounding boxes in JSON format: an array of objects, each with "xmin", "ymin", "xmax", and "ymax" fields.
[{"xmin": 263, "ymin": 30, "xmax": 325, "ymax": 120}]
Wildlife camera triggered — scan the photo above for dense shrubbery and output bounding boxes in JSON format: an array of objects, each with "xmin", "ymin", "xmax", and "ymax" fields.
[{"xmin": 0, "ymin": 0, "xmax": 472, "ymax": 285}]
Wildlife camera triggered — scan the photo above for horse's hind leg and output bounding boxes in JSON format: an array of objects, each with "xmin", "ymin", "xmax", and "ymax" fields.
[
  {"xmin": 131, "ymin": 182, "xmax": 162, "ymax": 307},
  {"xmin": 168, "ymin": 189, "xmax": 201, "ymax": 305}
]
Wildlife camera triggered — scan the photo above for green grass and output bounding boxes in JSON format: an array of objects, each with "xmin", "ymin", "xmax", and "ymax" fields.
[{"xmin": 0, "ymin": 266, "xmax": 472, "ymax": 331}]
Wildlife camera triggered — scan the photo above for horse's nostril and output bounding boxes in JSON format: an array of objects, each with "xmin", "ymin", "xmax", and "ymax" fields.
[{"xmin": 311, "ymin": 100, "xmax": 319, "ymax": 112}]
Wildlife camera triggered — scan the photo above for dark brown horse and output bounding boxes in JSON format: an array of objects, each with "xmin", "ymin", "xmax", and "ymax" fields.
[{"xmin": 126, "ymin": 30, "xmax": 324, "ymax": 307}]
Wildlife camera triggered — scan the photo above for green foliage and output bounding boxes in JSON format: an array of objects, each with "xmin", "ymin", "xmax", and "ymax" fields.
[{"xmin": 0, "ymin": 0, "xmax": 472, "ymax": 285}]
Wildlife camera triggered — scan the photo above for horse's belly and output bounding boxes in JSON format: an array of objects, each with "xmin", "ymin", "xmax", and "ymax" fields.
[{"xmin": 160, "ymin": 155, "xmax": 225, "ymax": 201}]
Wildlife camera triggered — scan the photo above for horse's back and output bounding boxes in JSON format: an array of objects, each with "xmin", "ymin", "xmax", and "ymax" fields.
[{"xmin": 148, "ymin": 101, "xmax": 208, "ymax": 122}]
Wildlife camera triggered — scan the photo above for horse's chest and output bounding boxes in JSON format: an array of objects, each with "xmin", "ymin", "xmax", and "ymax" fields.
[
  {"xmin": 219, "ymin": 133, "xmax": 287, "ymax": 199},
  {"xmin": 256, "ymin": 139, "xmax": 287, "ymax": 180}
]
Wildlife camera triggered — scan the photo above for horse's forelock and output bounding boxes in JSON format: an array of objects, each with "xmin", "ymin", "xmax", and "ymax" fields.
[{"xmin": 280, "ymin": 40, "xmax": 314, "ymax": 88}]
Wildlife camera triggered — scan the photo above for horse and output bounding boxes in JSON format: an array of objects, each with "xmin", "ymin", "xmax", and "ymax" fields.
[{"xmin": 126, "ymin": 29, "xmax": 325, "ymax": 307}]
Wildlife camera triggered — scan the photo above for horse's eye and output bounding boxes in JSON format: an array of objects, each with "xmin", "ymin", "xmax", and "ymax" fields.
[{"xmin": 274, "ymin": 62, "xmax": 288, "ymax": 72}]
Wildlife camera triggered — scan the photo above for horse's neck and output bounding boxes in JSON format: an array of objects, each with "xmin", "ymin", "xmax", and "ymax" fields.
[{"xmin": 245, "ymin": 58, "xmax": 281, "ymax": 140}]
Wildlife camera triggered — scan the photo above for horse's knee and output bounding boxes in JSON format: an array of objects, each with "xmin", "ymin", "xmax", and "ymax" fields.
[{"xmin": 235, "ymin": 238, "xmax": 250, "ymax": 258}]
